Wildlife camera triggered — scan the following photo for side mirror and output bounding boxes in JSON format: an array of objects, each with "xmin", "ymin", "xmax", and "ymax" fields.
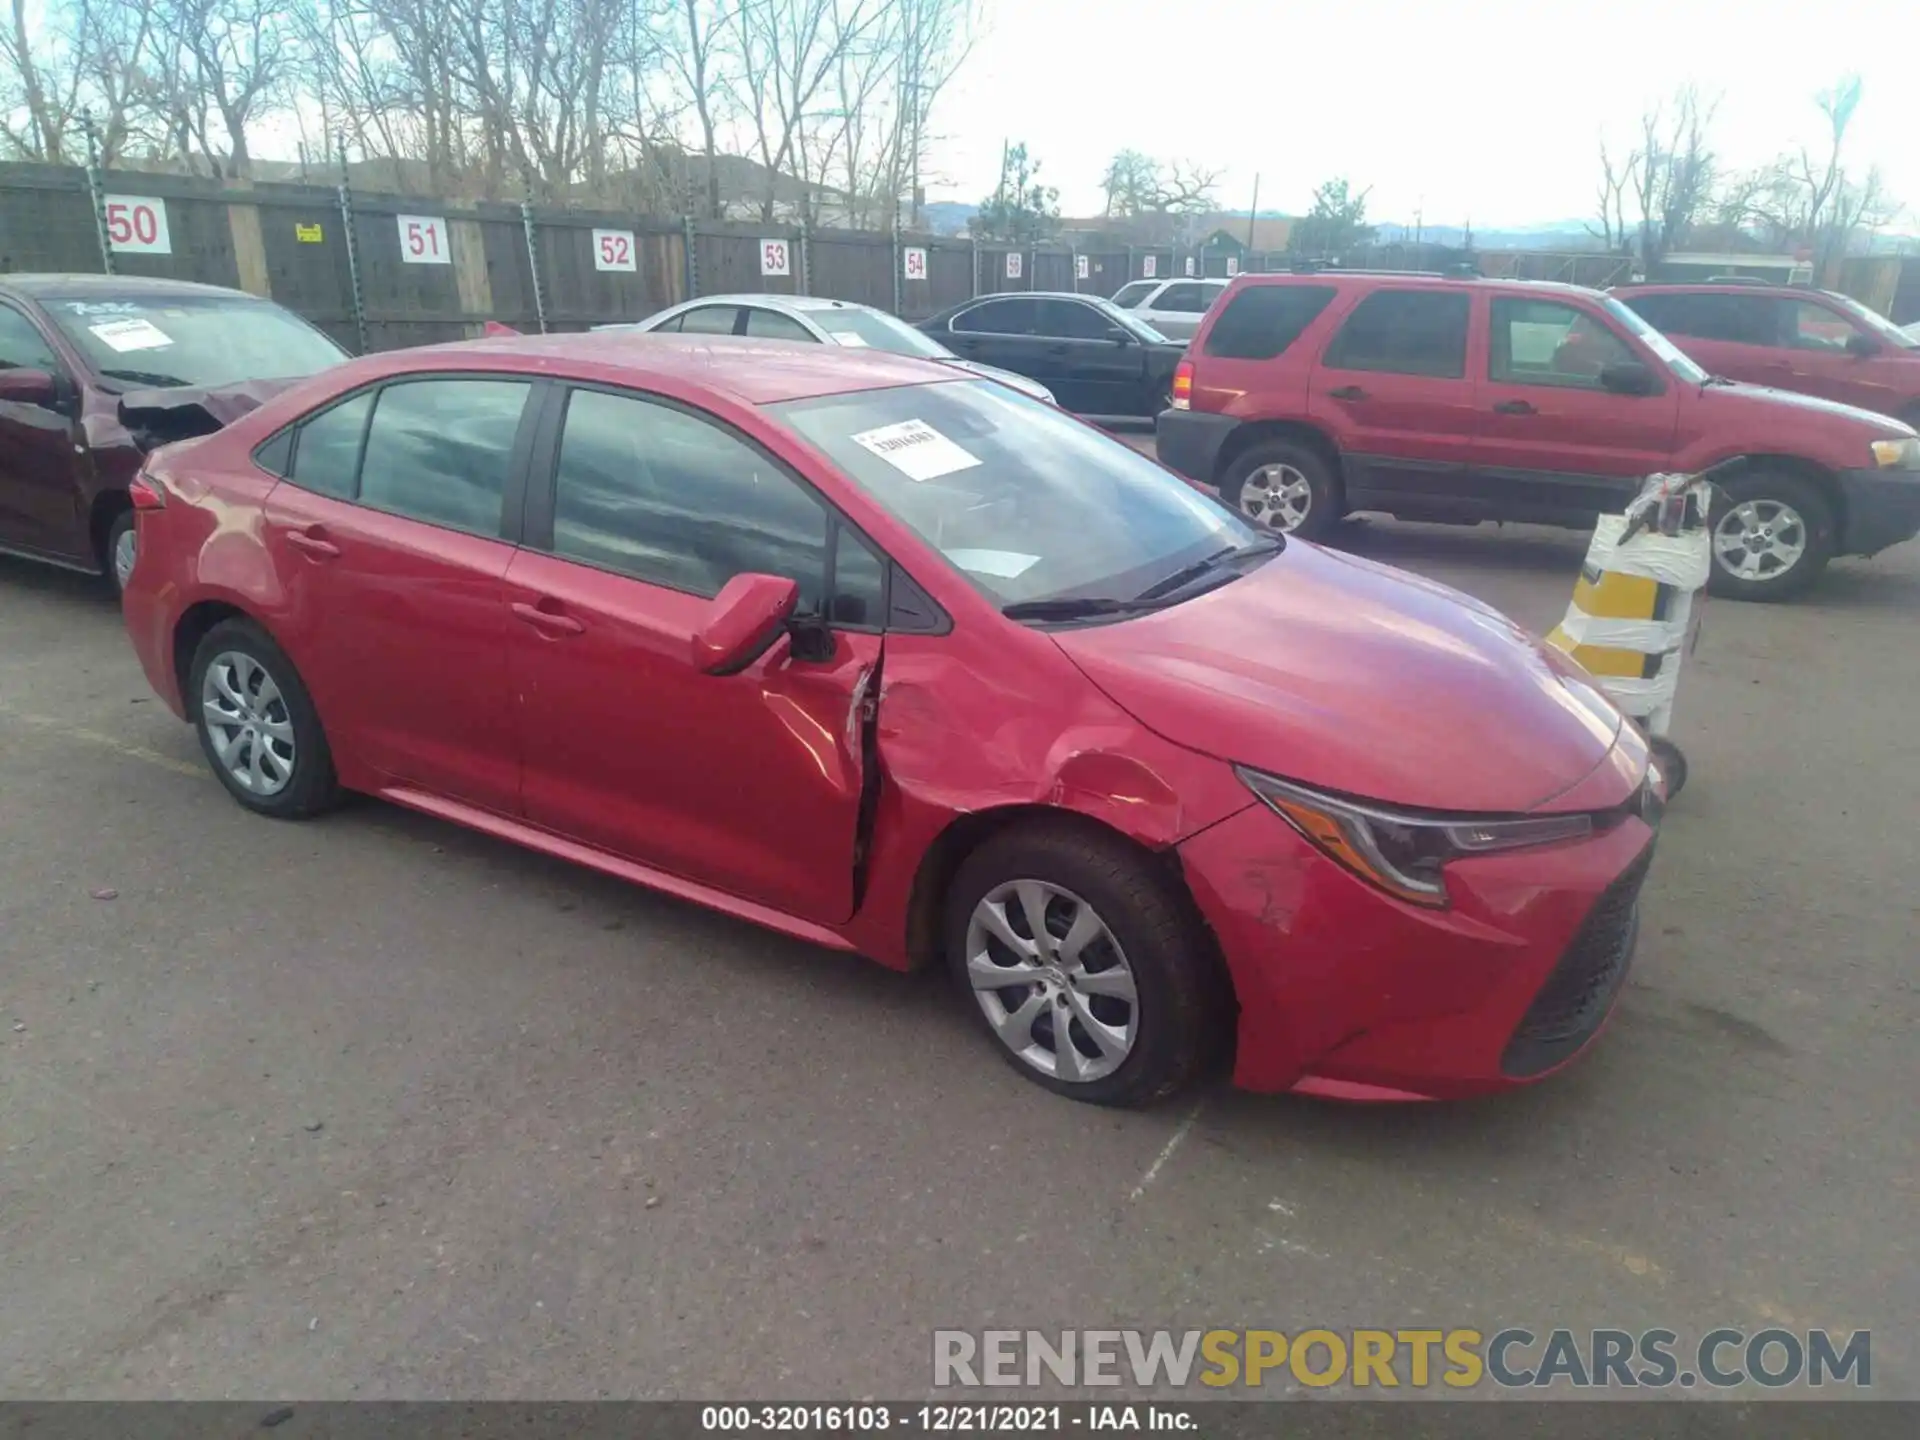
[
  {"xmin": 692, "ymin": 572, "xmax": 800, "ymax": 676},
  {"xmin": 0, "ymin": 367, "xmax": 58, "ymax": 407},
  {"xmin": 1108, "ymin": 328, "xmax": 1133, "ymax": 347},
  {"xmin": 1846, "ymin": 332, "xmax": 1882, "ymax": 359},
  {"xmin": 1598, "ymin": 360, "xmax": 1657, "ymax": 396}
]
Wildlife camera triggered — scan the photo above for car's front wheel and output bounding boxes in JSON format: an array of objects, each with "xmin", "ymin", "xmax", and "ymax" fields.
[
  {"xmin": 189, "ymin": 619, "xmax": 341, "ymax": 819},
  {"xmin": 1706, "ymin": 470, "xmax": 1835, "ymax": 602},
  {"xmin": 944, "ymin": 821, "xmax": 1227, "ymax": 1107},
  {"xmin": 105, "ymin": 510, "xmax": 137, "ymax": 597},
  {"xmin": 1220, "ymin": 439, "xmax": 1342, "ymax": 540}
]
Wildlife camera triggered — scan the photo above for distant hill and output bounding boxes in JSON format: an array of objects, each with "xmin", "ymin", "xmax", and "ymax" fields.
[
  {"xmin": 1376, "ymin": 221, "xmax": 1604, "ymax": 251},
  {"xmin": 921, "ymin": 201, "xmax": 977, "ymax": 235}
]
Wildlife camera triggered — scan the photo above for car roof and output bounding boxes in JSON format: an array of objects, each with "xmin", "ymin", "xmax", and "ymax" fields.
[
  {"xmin": 1614, "ymin": 281, "xmax": 1828, "ymax": 298},
  {"xmin": 1240, "ymin": 271, "xmax": 1604, "ymax": 301},
  {"xmin": 0, "ymin": 273, "xmax": 261, "ymax": 302},
  {"xmin": 671, "ymin": 293, "xmax": 881, "ymax": 314},
  {"xmin": 367, "ymin": 329, "xmax": 957, "ymax": 405}
]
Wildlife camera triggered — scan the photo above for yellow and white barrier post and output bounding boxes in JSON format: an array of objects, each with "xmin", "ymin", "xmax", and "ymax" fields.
[{"xmin": 1545, "ymin": 472, "xmax": 1715, "ymax": 797}]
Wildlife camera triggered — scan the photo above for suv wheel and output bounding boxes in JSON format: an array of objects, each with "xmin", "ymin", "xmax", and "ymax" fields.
[
  {"xmin": 1706, "ymin": 471, "xmax": 1835, "ymax": 602},
  {"xmin": 1220, "ymin": 440, "xmax": 1341, "ymax": 540}
]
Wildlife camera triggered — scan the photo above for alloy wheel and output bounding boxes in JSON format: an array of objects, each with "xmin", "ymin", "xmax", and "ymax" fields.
[
  {"xmin": 964, "ymin": 879, "xmax": 1138, "ymax": 1083},
  {"xmin": 201, "ymin": 650, "xmax": 297, "ymax": 797},
  {"xmin": 112, "ymin": 528, "xmax": 137, "ymax": 589},
  {"xmin": 1238, "ymin": 463, "xmax": 1313, "ymax": 532},
  {"xmin": 1713, "ymin": 499, "xmax": 1806, "ymax": 582}
]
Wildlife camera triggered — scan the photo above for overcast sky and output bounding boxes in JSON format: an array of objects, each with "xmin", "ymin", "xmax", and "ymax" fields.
[{"xmin": 928, "ymin": 0, "xmax": 1920, "ymax": 228}]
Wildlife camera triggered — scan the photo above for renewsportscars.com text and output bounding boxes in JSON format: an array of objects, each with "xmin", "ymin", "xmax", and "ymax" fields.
[{"xmin": 932, "ymin": 1327, "xmax": 1872, "ymax": 1391}]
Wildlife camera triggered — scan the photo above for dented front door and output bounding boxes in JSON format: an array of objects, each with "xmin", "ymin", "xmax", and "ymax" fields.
[{"xmin": 504, "ymin": 547, "xmax": 878, "ymax": 926}]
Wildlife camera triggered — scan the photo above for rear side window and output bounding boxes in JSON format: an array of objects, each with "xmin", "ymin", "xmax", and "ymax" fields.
[
  {"xmin": 288, "ymin": 391, "xmax": 374, "ymax": 499},
  {"xmin": 1323, "ymin": 289, "xmax": 1470, "ymax": 379},
  {"xmin": 358, "ymin": 379, "xmax": 531, "ymax": 536},
  {"xmin": 1203, "ymin": 284, "xmax": 1337, "ymax": 360},
  {"xmin": 1111, "ymin": 281, "xmax": 1159, "ymax": 309}
]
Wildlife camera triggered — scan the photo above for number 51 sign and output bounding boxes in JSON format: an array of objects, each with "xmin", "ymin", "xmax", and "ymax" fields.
[{"xmin": 398, "ymin": 215, "xmax": 450, "ymax": 264}]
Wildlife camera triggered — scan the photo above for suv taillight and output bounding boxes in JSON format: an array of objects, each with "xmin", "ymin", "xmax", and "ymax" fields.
[
  {"xmin": 1171, "ymin": 359, "xmax": 1193, "ymax": 410},
  {"xmin": 129, "ymin": 473, "xmax": 168, "ymax": 511}
]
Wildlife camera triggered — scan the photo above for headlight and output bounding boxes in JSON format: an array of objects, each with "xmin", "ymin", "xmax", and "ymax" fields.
[
  {"xmin": 1236, "ymin": 767, "xmax": 1595, "ymax": 908},
  {"xmin": 1870, "ymin": 437, "xmax": 1920, "ymax": 470}
]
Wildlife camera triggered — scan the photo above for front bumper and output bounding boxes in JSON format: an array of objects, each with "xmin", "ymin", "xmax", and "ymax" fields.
[
  {"xmin": 1836, "ymin": 466, "xmax": 1920, "ymax": 557},
  {"xmin": 1178, "ymin": 802, "xmax": 1657, "ymax": 1100},
  {"xmin": 1154, "ymin": 409, "xmax": 1241, "ymax": 486}
]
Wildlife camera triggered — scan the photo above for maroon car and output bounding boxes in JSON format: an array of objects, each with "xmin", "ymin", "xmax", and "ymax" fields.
[{"xmin": 0, "ymin": 275, "xmax": 350, "ymax": 592}]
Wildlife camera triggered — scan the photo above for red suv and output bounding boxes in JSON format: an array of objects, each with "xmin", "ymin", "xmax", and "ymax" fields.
[
  {"xmin": 1156, "ymin": 271, "xmax": 1920, "ymax": 600},
  {"xmin": 1614, "ymin": 281, "xmax": 1920, "ymax": 427}
]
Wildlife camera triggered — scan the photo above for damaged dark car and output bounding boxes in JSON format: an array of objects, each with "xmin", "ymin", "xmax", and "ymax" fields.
[{"xmin": 0, "ymin": 275, "xmax": 351, "ymax": 593}]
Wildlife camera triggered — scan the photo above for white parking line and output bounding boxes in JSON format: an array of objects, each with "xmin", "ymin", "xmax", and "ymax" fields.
[
  {"xmin": 1129, "ymin": 1098, "xmax": 1207, "ymax": 1201},
  {"xmin": 0, "ymin": 701, "xmax": 205, "ymax": 780}
]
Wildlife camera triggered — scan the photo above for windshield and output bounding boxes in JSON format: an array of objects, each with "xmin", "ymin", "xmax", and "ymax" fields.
[
  {"xmin": 770, "ymin": 379, "xmax": 1255, "ymax": 611},
  {"xmin": 811, "ymin": 307, "xmax": 955, "ymax": 359},
  {"xmin": 1826, "ymin": 293, "xmax": 1920, "ymax": 349},
  {"xmin": 47, "ymin": 295, "xmax": 351, "ymax": 389},
  {"xmin": 1091, "ymin": 296, "xmax": 1173, "ymax": 344},
  {"xmin": 1603, "ymin": 295, "xmax": 1708, "ymax": 383}
]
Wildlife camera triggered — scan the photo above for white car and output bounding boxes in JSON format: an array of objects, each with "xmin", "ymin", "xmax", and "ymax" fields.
[
  {"xmin": 1106, "ymin": 277, "xmax": 1231, "ymax": 341},
  {"xmin": 609, "ymin": 295, "xmax": 1057, "ymax": 405}
]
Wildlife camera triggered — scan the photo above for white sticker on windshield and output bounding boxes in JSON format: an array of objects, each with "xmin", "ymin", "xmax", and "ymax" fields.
[
  {"xmin": 850, "ymin": 418, "xmax": 981, "ymax": 482},
  {"xmin": 90, "ymin": 317, "xmax": 173, "ymax": 353},
  {"xmin": 830, "ymin": 333, "xmax": 871, "ymax": 348},
  {"xmin": 945, "ymin": 548, "xmax": 1041, "ymax": 579}
]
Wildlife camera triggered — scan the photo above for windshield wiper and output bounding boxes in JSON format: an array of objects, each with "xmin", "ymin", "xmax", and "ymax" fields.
[
  {"xmin": 1002, "ymin": 596, "xmax": 1160, "ymax": 621},
  {"xmin": 1133, "ymin": 537, "xmax": 1285, "ymax": 602},
  {"xmin": 99, "ymin": 367, "xmax": 192, "ymax": 388}
]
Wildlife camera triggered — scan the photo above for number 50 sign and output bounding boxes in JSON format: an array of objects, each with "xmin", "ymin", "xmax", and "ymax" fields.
[{"xmin": 103, "ymin": 196, "xmax": 171, "ymax": 255}]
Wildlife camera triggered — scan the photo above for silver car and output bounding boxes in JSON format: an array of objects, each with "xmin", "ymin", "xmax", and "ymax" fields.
[
  {"xmin": 1106, "ymin": 277, "xmax": 1230, "ymax": 341},
  {"xmin": 609, "ymin": 294, "xmax": 1057, "ymax": 404}
]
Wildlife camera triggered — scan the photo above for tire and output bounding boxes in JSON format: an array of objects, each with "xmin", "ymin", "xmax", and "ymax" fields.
[
  {"xmin": 943, "ymin": 820, "xmax": 1228, "ymax": 1108},
  {"xmin": 1705, "ymin": 470, "xmax": 1835, "ymax": 603},
  {"xmin": 188, "ymin": 618, "xmax": 341, "ymax": 819},
  {"xmin": 1219, "ymin": 439, "xmax": 1343, "ymax": 540},
  {"xmin": 104, "ymin": 508, "xmax": 136, "ymax": 598},
  {"xmin": 1648, "ymin": 736, "xmax": 1688, "ymax": 800}
]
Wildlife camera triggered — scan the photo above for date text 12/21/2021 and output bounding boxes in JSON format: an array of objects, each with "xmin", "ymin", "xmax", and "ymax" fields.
[{"xmin": 700, "ymin": 1405, "xmax": 1197, "ymax": 1432}]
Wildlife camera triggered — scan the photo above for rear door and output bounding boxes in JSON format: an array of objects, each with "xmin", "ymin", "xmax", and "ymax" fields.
[
  {"xmin": 503, "ymin": 385, "xmax": 887, "ymax": 925},
  {"xmin": 1473, "ymin": 296, "xmax": 1681, "ymax": 520},
  {"xmin": 1306, "ymin": 286, "xmax": 1481, "ymax": 511},
  {"xmin": 262, "ymin": 375, "xmax": 536, "ymax": 815},
  {"xmin": 0, "ymin": 303, "xmax": 88, "ymax": 561}
]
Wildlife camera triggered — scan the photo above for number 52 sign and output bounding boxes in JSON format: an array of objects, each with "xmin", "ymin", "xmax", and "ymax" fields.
[
  {"xmin": 103, "ymin": 196, "xmax": 171, "ymax": 255},
  {"xmin": 593, "ymin": 229, "xmax": 637, "ymax": 272}
]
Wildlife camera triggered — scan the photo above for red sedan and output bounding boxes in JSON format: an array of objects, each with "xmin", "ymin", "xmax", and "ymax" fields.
[{"xmin": 122, "ymin": 332, "xmax": 1662, "ymax": 1106}]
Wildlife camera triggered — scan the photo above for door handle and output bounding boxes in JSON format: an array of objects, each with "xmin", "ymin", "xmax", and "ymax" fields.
[
  {"xmin": 1327, "ymin": 385, "xmax": 1369, "ymax": 401},
  {"xmin": 1493, "ymin": 399, "xmax": 1537, "ymax": 415},
  {"xmin": 511, "ymin": 601, "xmax": 585, "ymax": 636},
  {"xmin": 285, "ymin": 529, "xmax": 340, "ymax": 559}
]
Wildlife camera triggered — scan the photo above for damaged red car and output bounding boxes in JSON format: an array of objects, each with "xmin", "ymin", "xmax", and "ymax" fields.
[
  {"xmin": 0, "ymin": 274, "xmax": 349, "ymax": 592},
  {"xmin": 122, "ymin": 332, "xmax": 1664, "ymax": 1106}
]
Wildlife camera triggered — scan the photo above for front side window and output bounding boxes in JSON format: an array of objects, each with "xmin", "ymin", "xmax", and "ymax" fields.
[
  {"xmin": 1489, "ymin": 299, "xmax": 1637, "ymax": 388},
  {"xmin": 0, "ymin": 306, "xmax": 62, "ymax": 372},
  {"xmin": 769, "ymin": 380, "xmax": 1253, "ymax": 611},
  {"xmin": 1603, "ymin": 296, "xmax": 1707, "ymax": 383},
  {"xmin": 288, "ymin": 391, "xmax": 374, "ymax": 498},
  {"xmin": 1042, "ymin": 300, "xmax": 1122, "ymax": 341},
  {"xmin": 1323, "ymin": 289, "xmax": 1470, "ymax": 379},
  {"xmin": 951, "ymin": 299, "xmax": 1035, "ymax": 335},
  {"xmin": 43, "ymin": 295, "xmax": 348, "ymax": 389},
  {"xmin": 357, "ymin": 379, "xmax": 531, "ymax": 536},
  {"xmin": 1785, "ymin": 300, "xmax": 1858, "ymax": 352},
  {"xmin": 551, "ymin": 388, "xmax": 832, "ymax": 606},
  {"xmin": 742, "ymin": 308, "xmax": 815, "ymax": 342}
]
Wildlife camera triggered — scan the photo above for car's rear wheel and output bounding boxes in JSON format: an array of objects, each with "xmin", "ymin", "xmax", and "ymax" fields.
[
  {"xmin": 189, "ymin": 619, "xmax": 341, "ymax": 819},
  {"xmin": 1220, "ymin": 440, "xmax": 1342, "ymax": 540},
  {"xmin": 944, "ymin": 821, "xmax": 1226, "ymax": 1107},
  {"xmin": 1706, "ymin": 471, "xmax": 1835, "ymax": 602}
]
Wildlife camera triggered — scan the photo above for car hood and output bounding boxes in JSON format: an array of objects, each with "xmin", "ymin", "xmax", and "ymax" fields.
[
  {"xmin": 1706, "ymin": 378, "xmax": 1915, "ymax": 435},
  {"xmin": 938, "ymin": 357, "xmax": 1055, "ymax": 401},
  {"xmin": 1052, "ymin": 543, "xmax": 1626, "ymax": 814},
  {"xmin": 116, "ymin": 378, "xmax": 305, "ymax": 448}
]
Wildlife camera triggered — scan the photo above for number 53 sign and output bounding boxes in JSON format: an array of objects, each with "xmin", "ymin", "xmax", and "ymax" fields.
[{"xmin": 760, "ymin": 239, "xmax": 792, "ymax": 277}]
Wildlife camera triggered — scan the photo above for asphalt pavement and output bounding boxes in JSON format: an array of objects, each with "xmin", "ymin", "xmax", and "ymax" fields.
[{"xmin": 1, "ymin": 512, "xmax": 1915, "ymax": 1401}]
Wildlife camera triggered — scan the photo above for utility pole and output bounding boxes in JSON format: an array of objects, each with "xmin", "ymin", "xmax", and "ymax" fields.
[{"xmin": 1246, "ymin": 174, "xmax": 1259, "ymax": 251}]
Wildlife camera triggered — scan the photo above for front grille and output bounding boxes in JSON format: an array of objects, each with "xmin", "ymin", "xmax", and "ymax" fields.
[{"xmin": 1501, "ymin": 845, "xmax": 1654, "ymax": 1078}]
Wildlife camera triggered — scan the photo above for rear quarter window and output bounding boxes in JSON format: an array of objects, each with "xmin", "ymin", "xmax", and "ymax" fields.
[{"xmin": 1202, "ymin": 285, "xmax": 1338, "ymax": 360}]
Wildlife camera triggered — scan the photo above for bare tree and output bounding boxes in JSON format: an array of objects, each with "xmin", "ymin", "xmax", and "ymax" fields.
[
  {"xmin": 156, "ymin": 0, "xmax": 297, "ymax": 177},
  {"xmin": 1588, "ymin": 139, "xmax": 1633, "ymax": 252},
  {"xmin": 1625, "ymin": 88, "xmax": 1718, "ymax": 267}
]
